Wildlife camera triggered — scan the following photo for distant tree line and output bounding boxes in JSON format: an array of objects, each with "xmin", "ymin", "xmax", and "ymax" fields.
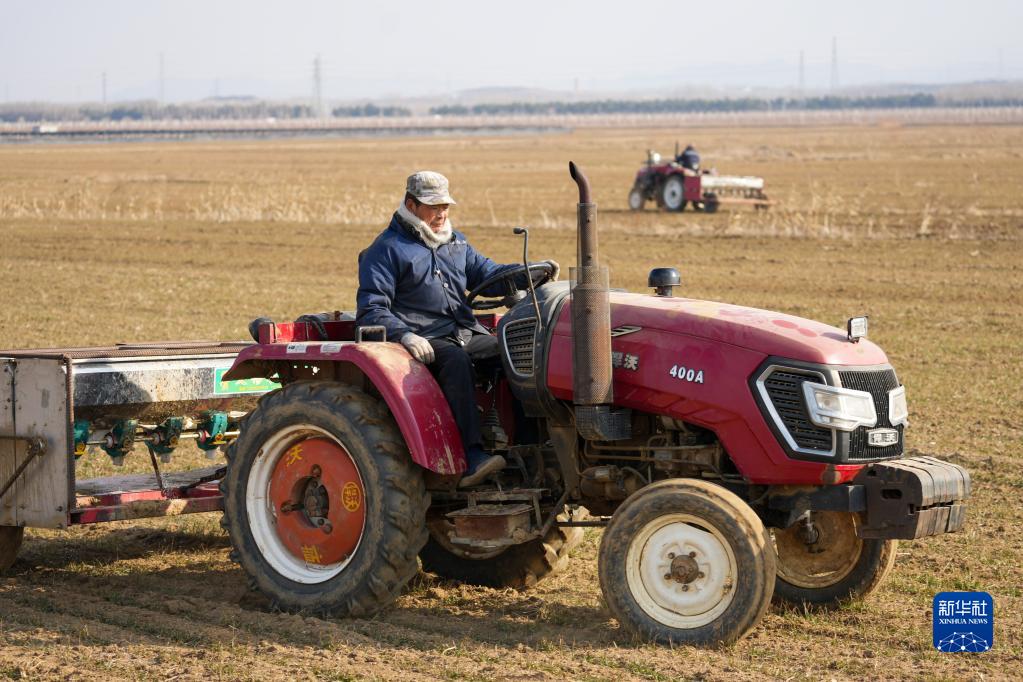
[
  {"xmin": 0, "ymin": 100, "xmax": 409, "ymax": 123},
  {"xmin": 331, "ymin": 103, "xmax": 411, "ymax": 117},
  {"xmin": 3, "ymin": 94, "xmax": 1022, "ymax": 123},
  {"xmin": 429, "ymin": 94, "xmax": 1023, "ymax": 116}
]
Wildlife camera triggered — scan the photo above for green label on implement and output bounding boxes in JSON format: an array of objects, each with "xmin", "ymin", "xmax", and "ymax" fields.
[{"xmin": 214, "ymin": 368, "xmax": 280, "ymax": 395}]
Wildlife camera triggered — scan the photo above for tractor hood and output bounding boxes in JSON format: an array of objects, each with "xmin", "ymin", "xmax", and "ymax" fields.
[{"xmin": 603, "ymin": 292, "xmax": 888, "ymax": 366}]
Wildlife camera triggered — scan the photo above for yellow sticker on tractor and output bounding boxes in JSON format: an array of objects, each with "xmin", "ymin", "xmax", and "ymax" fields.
[
  {"xmin": 301, "ymin": 545, "xmax": 323, "ymax": 564},
  {"xmin": 342, "ymin": 482, "xmax": 362, "ymax": 512},
  {"xmin": 284, "ymin": 444, "xmax": 303, "ymax": 467}
]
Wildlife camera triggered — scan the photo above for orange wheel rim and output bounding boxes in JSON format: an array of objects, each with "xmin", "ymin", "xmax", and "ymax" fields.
[{"xmin": 267, "ymin": 437, "xmax": 366, "ymax": 566}]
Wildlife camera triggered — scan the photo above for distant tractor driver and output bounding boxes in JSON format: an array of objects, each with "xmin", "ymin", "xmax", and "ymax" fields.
[{"xmin": 678, "ymin": 144, "xmax": 700, "ymax": 174}]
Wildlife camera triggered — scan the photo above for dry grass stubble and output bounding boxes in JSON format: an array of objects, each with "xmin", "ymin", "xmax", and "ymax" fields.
[{"xmin": 0, "ymin": 125, "xmax": 1021, "ymax": 680}]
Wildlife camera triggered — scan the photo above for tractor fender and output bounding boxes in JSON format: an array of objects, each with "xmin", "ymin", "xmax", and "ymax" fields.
[{"xmin": 224, "ymin": 342, "xmax": 465, "ymax": 475}]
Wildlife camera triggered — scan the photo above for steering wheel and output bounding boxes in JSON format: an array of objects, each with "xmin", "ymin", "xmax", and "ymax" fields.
[{"xmin": 465, "ymin": 263, "xmax": 556, "ymax": 311}]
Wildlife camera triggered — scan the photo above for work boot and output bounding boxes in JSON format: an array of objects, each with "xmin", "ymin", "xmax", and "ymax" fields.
[{"xmin": 458, "ymin": 447, "xmax": 506, "ymax": 488}]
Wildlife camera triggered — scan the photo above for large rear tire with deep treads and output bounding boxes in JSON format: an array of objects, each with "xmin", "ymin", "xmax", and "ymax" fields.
[
  {"xmin": 661, "ymin": 175, "xmax": 686, "ymax": 212},
  {"xmin": 220, "ymin": 380, "xmax": 429, "ymax": 616},
  {"xmin": 419, "ymin": 509, "xmax": 584, "ymax": 589},
  {"xmin": 598, "ymin": 479, "xmax": 775, "ymax": 646},
  {"xmin": 0, "ymin": 526, "xmax": 24, "ymax": 573},
  {"xmin": 772, "ymin": 511, "xmax": 898, "ymax": 608}
]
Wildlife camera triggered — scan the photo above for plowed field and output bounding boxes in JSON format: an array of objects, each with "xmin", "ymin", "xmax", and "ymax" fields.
[{"xmin": 1, "ymin": 124, "xmax": 1021, "ymax": 680}]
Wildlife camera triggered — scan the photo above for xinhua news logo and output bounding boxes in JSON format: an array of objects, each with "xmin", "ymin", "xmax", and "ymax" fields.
[{"xmin": 933, "ymin": 592, "xmax": 993, "ymax": 653}]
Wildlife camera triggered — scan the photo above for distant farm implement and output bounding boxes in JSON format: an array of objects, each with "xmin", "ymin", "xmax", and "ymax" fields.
[{"xmin": 629, "ymin": 147, "xmax": 772, "ymax": 213}]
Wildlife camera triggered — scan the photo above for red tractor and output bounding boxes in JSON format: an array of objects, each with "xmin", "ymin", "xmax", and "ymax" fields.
[
  {"xmin": 218, "ymin": 163, "xmax": 967, "ymax": 645},
  {"xmin": 0, "ymin": 163, "xmax": 968, "ymax": 647},
  {"xmin": 629, "ymin": 148, "xmax": 771, "ymax": 213}
]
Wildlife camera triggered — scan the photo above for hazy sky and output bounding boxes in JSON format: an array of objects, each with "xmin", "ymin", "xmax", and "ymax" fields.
[{"xmin": 2, "ymin": 0, "xmax": 1020, "ymax": 103}]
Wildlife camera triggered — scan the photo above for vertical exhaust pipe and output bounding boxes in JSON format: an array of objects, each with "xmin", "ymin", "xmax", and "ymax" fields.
[{"xmin": 568, "ymin": 162, "xmax": 630, "ymax": 441}]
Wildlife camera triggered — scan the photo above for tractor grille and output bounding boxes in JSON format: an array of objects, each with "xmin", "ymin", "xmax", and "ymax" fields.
[
  {"xmin": 502, "ymin": 318, "xmax": 537, "ymax": 376},
  {"xmin": 839, "ymin": 369, "xmax": 904, "ymax": 461},
  {"xmin": 761, "ymin": 369, "xmax": 833, "ymax": 452}
]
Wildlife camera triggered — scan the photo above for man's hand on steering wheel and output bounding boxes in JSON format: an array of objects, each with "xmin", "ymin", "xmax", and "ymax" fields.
[{"xmin": 465, "ymin": 261, "xmax": 559, "ymax": 311}]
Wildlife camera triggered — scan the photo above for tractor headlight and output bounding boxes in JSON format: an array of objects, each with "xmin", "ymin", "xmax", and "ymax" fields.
[
  {"xmin": 801, "ymin": 382, "xmax": 877, "ymax": 432},
  {"xmin": 889, "ymin": 385, "xmax": 908, "ymax": 426},
  {"xmin": 847, "ymin": 316, "xmax": 868, "ymax": 343}
]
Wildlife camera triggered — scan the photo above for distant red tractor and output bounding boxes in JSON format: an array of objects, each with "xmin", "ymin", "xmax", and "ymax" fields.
[{"xmin": 629, "ymin": 148, "xmax": 771, "ymax": 213}]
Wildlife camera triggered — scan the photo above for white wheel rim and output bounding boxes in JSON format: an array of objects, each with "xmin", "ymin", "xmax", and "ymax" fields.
[
  {"xmin": 663, "ymin": 180, "xmax": 683, "ymax": 209},
  {"xmin": 245, "ymin": 423, "xmax": 365, "ymax": 584},
  {"xmin": 625, "ymin": 513, "xmax": 738, "ymax": 628},
  {"xmin": 629, "ymin": 190, "xmax": 644, "ymax": 210}
]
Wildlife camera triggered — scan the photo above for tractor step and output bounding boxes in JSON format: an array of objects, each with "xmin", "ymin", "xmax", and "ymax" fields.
[{"xmin": 446, "ymin": 503, "xmax": 540, "ymax": 549}]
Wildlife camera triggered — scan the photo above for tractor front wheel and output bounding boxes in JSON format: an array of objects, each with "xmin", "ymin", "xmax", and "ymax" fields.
[
  {"xmin": 220, "ymin": 380, "xmax": 429, "ymax": 616},
  {"xmin": 419, "ymin": 510, "xmax": 583, "ymax": 588},
  {"xmin": 598, "ymin": 479, "xmax": 775, "ymax": 646},
  {"xmin": 628, "ymin": 187, "xmax": 646, "ymax": 211},
  {"xmin": 772, "ymin": 511, "xmax": 897, "ymax": 608},
  {"xmin": 661, "ymin": 176, "xmax": 686, "ymax": 212},
  {"xmin": 0, "ymin": 526, "xmax": 23, "ymax": 573}
]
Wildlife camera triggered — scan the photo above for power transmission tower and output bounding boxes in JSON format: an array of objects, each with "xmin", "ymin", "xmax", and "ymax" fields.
[
  {"xmin": 798, "ymin": 50, "xmax": 805, "ymax": 96},
  {"xmin": 102, "ymin": 71, "xmax": 107, "ymax": 104},
  {"xmin": 830, "ymin": 37, "xmax": 839, "ymax": 92},
  {"xmin": 159, "ymin": 52, "xmax": 165, "ymax": 104},
  {"xmin": 313, "ymin": 54, "xmax": 324, "ymax": 118}
]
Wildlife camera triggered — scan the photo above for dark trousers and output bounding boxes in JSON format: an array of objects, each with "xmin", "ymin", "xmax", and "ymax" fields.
[{"xmin": 428, "ymin": 334, "xmax": 499, "ymax": 452}]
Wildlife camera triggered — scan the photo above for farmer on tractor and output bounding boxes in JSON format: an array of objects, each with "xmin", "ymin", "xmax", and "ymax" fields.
[
  {"xmin": 677, "ymin": 144, "xmax": 700, "ymax": 173},
  {"xmin": 357, "ymin": 171, "xmax": 559, "ymax": 487}
]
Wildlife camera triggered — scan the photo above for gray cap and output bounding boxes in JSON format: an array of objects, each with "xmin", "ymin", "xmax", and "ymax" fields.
[{"xmin": 406, "ymin": 170, "xmax": 457, "ymax": 205}]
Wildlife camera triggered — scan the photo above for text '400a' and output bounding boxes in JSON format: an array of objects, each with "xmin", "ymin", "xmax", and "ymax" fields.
[{"xmin": 669, "ymin": 365, "xmax": 705, "ymax": 384}]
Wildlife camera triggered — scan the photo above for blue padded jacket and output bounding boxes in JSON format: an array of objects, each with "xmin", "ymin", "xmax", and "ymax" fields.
[{"xmin": 356, "ymin": 214, "xmax": 518, "ymax": 341}]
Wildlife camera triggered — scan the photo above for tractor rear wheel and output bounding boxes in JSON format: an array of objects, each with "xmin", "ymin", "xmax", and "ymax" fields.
[
  {"xmin": 772, "ymin": 511, "xmax": 897, "ymax": 608},
  {"xmin": 661, "ymin": 176, "xmax": 686, "ymax": 212},
  {"xmin": 628, "ymin": 187, "xmax": 646, "ymax": 211},
  {"xmin": 220, "ymin": 380, "xmax": 429, "ymax": 617},
  {"xmin": 598, "ymin": 479, "xmax": 774, "ymax": 646},
  {"xmin": 419, "ymin": 510, "xmax": 584, "ymax": 589},
  {"xmin": 0, "ymin": 526, "xmax": 24, "ymax": 573}
]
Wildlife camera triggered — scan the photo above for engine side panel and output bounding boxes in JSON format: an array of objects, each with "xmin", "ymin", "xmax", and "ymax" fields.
[{"xmin": 545, "ymin": 303, "xmax": 865, "ymax": 485}]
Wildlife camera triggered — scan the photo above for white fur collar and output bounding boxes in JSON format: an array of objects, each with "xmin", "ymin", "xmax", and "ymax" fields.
[{"xmin": 396, "ymin": 201, "xmax": 453, "ymax": 249}]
